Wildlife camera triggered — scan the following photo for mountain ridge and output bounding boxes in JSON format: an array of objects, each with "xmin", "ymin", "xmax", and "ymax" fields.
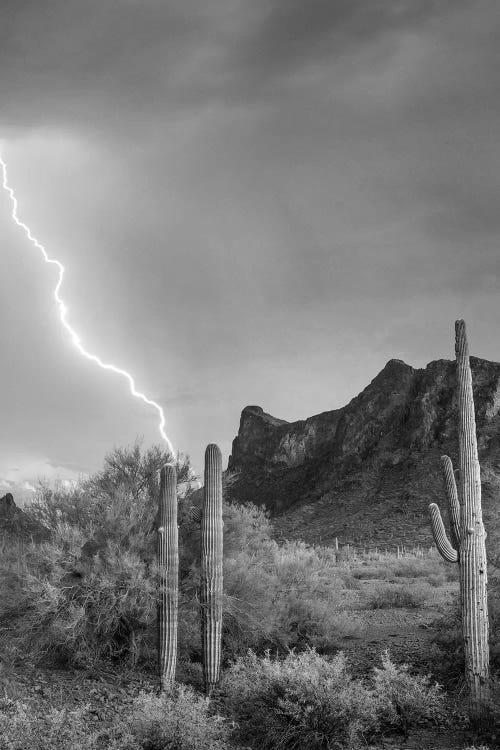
[{"xmin": 226, "ymin": 356, "xmax": 500, "ymax": 550}]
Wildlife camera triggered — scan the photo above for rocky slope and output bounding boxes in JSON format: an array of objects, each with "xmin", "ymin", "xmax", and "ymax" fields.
[
  {"xmin": 0, "ymin": 492, "xmax": 50, "ymax": 542},
  {"xmin": 226, "ymin": 357, "xmax": 500, "ymax": 550}
]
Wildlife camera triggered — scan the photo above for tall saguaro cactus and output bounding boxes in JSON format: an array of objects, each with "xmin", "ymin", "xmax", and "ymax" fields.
[
  {"xmin": 429, "ymin": 320, "xmax": 489, "ymax": 719},
  {"xmin": 200, "ymin": 443, "xmax": 223, "ymax": 696},
  {"xmin": 157, "ymin": 463, "xmax": 178, "ymax": 692}
]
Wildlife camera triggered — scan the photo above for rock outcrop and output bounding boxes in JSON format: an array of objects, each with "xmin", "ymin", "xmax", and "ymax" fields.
[
  {"xmin": 227, "ymin": 357, "xmax": 500, "ymax": 549},
  {"xmin": 0, "ymin": 492, "xmax": 50, "ymax": 542}
]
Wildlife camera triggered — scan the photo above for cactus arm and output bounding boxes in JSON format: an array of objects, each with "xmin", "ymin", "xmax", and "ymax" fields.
[
  {"xmin": 157, "ymin": 463, "xmax": 178, "ymax": 692},
  {"xmin": 440, "ymin": 455, "xmax": 461, "ymax": 553},
  {"xmin": 429, "ymin": 503, "xmax": 458, "ymax": 563},
  {"xmin": 200, "ymin": 444, "xmax": 223, "ymax": 696}
]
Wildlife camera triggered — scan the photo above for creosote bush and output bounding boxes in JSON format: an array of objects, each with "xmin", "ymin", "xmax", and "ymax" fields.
[
  {"xmin": 373, "ymin": 650, "xmax": 446, "ymax": 730},
  {"xmin": 129, "ymin": 686, "xmax": 233, "ymax": 750},
  {"xmin": 367, "ymin": 582, "xmax": 430, "ymax": 610},
  {"xmin": 0, "ymin": 686, "xmax": 234, "ymax": 750},
  {"xmin": 0, "ymin": 697, "xmax": 136, "ymax": 750},
  {"xmin": 221, "ymin": 648, "xmax": 445, "ymax": 749}
]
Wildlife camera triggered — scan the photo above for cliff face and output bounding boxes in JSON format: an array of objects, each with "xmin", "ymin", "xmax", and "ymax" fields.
[{"xmin": 227, "ymin": 357, "xmax": 500, "ymax": 549}]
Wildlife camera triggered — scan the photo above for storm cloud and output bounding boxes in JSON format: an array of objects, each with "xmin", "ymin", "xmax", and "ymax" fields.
[{"xmin": 1, "ymin": 1, "xmax": 499, "ymax": 486}]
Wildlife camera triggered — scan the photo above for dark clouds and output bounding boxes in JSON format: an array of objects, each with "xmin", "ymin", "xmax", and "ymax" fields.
[
  {"xmin": 1, "ymin": 1, "xmax": 499, "ymax": 481},
  {"xmin": 231, "ymin": 0, "xmax": 462, "ymax": 85},
  {"xmin": 0, "ymin": 1, "xmax": 476, "ymax": 128}
]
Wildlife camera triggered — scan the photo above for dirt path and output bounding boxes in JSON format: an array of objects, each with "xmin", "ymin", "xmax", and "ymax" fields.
[
  {"xmin": 332, "ymin": 581, "xmax": 475, "ymax": 750},
  {"xmin": 336, "ymin": 606, "xmax": 442, "ymax": 673}
]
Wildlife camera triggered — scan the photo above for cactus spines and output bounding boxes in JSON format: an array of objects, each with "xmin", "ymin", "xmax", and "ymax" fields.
[
  {"xmin": 200, "ymin": 443, "xmax": 223, "ymax": 696},
  {"xmin": 157, "ymin": 463, "xmax": 178, "ymax": 692},
  {"xmin": 428, "ymin": 320, "xmax": 489, "ymax": 720}
]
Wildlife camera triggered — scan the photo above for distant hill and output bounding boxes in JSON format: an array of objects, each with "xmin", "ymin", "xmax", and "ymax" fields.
[
  {"xmin": 0, "ymin": 492, "xmax": 50, "ymax": 542},
  {"xmin": 226, "ymin": 357, "xmax": 500, "ymax": 552},
  {"xmin": 0, "ymin": 482, "xmax": 36, "ymax": 508}
]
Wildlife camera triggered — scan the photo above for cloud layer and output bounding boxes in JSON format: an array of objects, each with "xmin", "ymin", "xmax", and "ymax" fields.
[{"xmin": 1, "ymin": 1, "xmax": 499, "ymax": 480}]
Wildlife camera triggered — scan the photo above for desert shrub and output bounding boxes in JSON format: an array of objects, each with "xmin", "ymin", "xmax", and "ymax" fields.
[
  {"xmin": 0, "ymin": 445, "xmax": 196, "ymax": 669},
  {"xmin": 396, "ymin": 557, "xmax": 458, "ymax": 584},
  {"xmin": 222, "ymin": 500, "xmax": 275, "ymax": 557},
  {"xmin": 351, "ymin": 565, "xmax": 388, "ymax": 580},
  {"xmin": 128, "ymin": 686, "xmax": 233, "ymax": 750},
  {"xmin": 221, "ymin": 648, "xmax": 445, "ymax": 749},
  {"xmin": 221, "ymin": 537, "xmax": 353, "ymax": 655},
  {"xmin": 367, "ymin": 582, "xmax": 429, "ymax": 609},
  {"xmin": 0, "ymin": 687, "xmax": 232, "ymax": 750},
  {"xmin": 180, "ymin": 512, "xmax": 353, "ymax": 660},
  {"xmin": 25, "ymin": 482, "xmax": 102, "ymax": 537},
  {"xmin": 175, "ymin": 502, "xmax": 281, "ymax": 662},
  {"xmin": 26, "ymin": 444, "xmax": 192, "ymax": 539},
  {"xmin": 0, "ymin": 697, "xmax": 138, "ymax": 750},
  {"xmin": 310, "ymin": 612, "xmax": 366, "ymax": 649},
  {"xmin": 391, "ymin": 559, "xmax": 441, "ymax": 579},
  {"xmin": 1, "ymin": 444, "xmax": 358, "ymax": 670},
  {"xmin": 372, "ymin": 650, "xmax": 446, "ymax": 730},
  {"xmin": 426, "ymin": 571, "xmax": 447, "ymax": 587},
  {"xmin": 221, "ymin": 649, "xmax": 383, "ymax": 749},
  {"xmin": 427, "ymin": 605, "xmax": 463, "ymax": 684},
  {"xmin": 0, "ymin": 529, "xmax": 157, "ymax": 668}
]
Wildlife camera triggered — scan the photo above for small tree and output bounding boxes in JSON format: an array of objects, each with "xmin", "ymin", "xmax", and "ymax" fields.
[{"xmin": 83, "ymin": 440, "xmax": 193, "ymax": 503}]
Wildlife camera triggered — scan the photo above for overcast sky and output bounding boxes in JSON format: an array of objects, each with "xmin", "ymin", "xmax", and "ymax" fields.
[{"xmin": 1, "ymin": 0, "xmax": 499, "ymax": 493}]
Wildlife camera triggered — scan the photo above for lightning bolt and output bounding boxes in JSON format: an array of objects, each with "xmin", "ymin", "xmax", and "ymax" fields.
[{"xmin": 0, "ymin": 155, "xmax": 174, "ymax": 456}]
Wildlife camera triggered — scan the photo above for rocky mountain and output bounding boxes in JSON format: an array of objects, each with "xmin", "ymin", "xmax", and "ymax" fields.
[{"xmin": 226, "ymin": 357, "xmax": 500, "ymax": 551}]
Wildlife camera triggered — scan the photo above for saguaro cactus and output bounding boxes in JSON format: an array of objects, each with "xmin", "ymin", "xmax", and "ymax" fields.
[
  {"xmin": 429, "ymin": 320, "xmax": 489, "ymax": 719},
  {"xmin": 200, "ymin": 443, "xmax": 223, "ymax": 696},
  {"xmin": 157, "ymin": 463, "xmax": 178, "ymax": 692}
]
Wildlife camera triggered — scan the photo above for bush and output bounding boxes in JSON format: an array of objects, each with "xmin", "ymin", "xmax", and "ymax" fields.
[
  {"xmin": 0, "ymin": 443, "xmax": 361, "ymax": 671},
  {"xmin": 373, "ymin": 650, "xmax": 446, "ymax": 730},
  {"xmin": 391, "ymin": 559, "xmax": 442, "ymax": 579},
  {"xmin": 0, "ymin": 697, "xmax": 137, "ymax": 750},
  {"xmin": 128, "ymin": 685, "xmax": 233, "ymax": 750},
  {"xmin": 221, "ymin": 648, "xmax": 445, "ymax": 749},
  {"xmin": 0, "ymin": 687, "xmax": 233, "ymax": 750},
  {"xmin": 181, "ymin": 511, "xmax": 352, "ymax": 661},
  {"xmin": 221, "ymin": 537, "xmax": 352, "ymax": 656},
  {"xmin": 426, "ymin": 571, "xmax": 447, "ymax": 587},
  {"xmin": 0, "ymin": 523, "xmax": 157, "ymax": 668},
  {"xmin": 367, "ymin": 582, "xmax": 429, "ymax": 609},
  {"xmin": 0, "ymin": 444, "xmax": 195, "ymax": 670},
  {"xmin": 351, "ymin": 565, "xmax": 388, "ymax": 580},
  {"xmin": 222, "ymin": 649, "xmax": 382, "ymax": 749},
  {"xmin": 427, "ymin": 605, "xmax": 463, "ymax": 685}
]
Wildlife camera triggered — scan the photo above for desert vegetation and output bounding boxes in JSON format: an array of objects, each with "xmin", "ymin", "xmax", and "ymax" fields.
[
  {"xmin": 0, "ymin": 321, "xmax": 497, "ymax": 749},
  {"xmin": 0, "ymin": 442, "xmax": 497, "ymax": 749}
]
